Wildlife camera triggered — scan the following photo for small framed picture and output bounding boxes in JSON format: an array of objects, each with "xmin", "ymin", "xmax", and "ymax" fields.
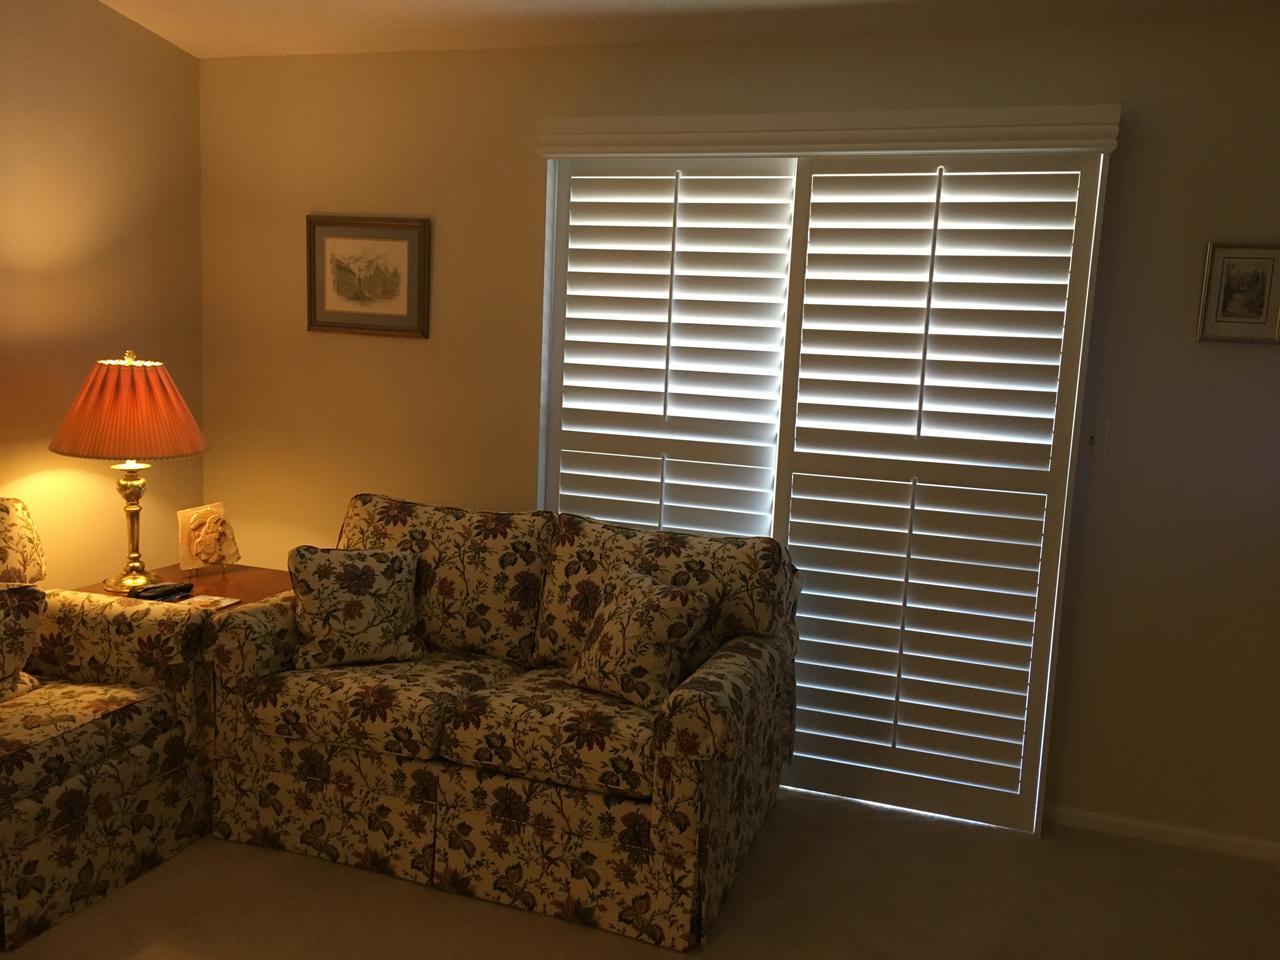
[
  {"xmin": 307, "ymin": 215, "xmax": 430, "ymax": 337},
  {"xmin": 1197, "ymin": 242, "xmax": 1280, "ymax": 343}
]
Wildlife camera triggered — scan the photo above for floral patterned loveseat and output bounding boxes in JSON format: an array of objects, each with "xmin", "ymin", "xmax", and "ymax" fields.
[
  {"xmin": 0, "ymin": 498, "xmax": 209, "ymax": 949},
  {"xmin": 207, "ymin": 493, "xmax": 798, "ymax": 950}
]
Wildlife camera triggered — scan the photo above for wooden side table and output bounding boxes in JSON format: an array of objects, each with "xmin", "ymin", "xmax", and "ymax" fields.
[{"xmin": 76, "ymin": 563, "xmax": 291, "ymax": 605}]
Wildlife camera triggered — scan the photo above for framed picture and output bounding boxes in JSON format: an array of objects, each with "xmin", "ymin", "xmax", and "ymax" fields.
[
  {"xmin": 307, "ymin": 215, "xmax": 430, "ymax": 337},
  {"xmin": 1197, "ymin": 242, "xmax": 1280, "ymax": 343}
]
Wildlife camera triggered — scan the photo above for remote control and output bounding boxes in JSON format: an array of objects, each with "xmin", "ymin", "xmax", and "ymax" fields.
[{"xmin": 129, "ymin": 582, "xmax": 195, "ymax": 601}]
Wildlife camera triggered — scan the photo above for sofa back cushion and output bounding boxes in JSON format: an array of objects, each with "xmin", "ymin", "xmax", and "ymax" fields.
[
  {"xmin": 535, "ymin": 513, "xmax": 796, "ymax": 672},
  {"xmin": 337, "ymin": 494, "xmax": 555, "ymax": 666},
  {"xmin": 0, "ymin": 499, "xmax": 46, "ymax": 584}
]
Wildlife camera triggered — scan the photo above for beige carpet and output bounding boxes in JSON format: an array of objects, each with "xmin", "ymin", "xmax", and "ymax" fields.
[{"xmin": 19, "ymin": 789, "xmax": 1278, "ymax": 959}]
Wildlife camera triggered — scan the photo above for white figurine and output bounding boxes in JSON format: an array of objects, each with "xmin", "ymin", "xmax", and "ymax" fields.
[{"xmin": 177, "ymin": 502, "xmax": 241, "ymax": 571}]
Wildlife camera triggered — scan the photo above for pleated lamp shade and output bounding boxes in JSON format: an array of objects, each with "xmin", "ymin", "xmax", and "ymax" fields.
[{"xmin": 49, "ymin": 352, "xmax": 208, "ymax": 461}]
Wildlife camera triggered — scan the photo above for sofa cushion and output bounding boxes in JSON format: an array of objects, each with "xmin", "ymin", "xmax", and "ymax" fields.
[
  {"xmin": 0, "ymin": 679, "xmax": 180, "ymax": 806},
  {"xmin": 289, "ymin": 545, "xmax": 420, "ymax": 669},
  {"xmin": 337, "ymin": 494, "xmax": 555, "ymax": 667},
  {"xmin": 0, "ymin": 499, "xmax": 46, "ymax": 584},
  {"xmin": 439, "ymin": 669, "xmax": 654, "ymax": 799},
  {"xmin": 0, "ymin": 586, "xmax": 45, "ymax": 702},
  {"xmin": 567, "ymin": 570, "xmax": 709, "ymax": 710},
  {"xmin": 535, "ymin": 514, "xmax": 795, "ymax": 672},
  {"xmin": 233, "ymin": 653, "xmax": 520, "ymax": 760}
]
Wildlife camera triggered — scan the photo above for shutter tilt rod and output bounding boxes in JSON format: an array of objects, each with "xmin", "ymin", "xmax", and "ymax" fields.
[
  {"xmin": 916, "ymin": 166, "xmax": 944, "ymax": 438},
  {"xmin": 657, "ymin": 171, "xmax": 681, "ymax": 530},
  {"xmin": 662, "ymin": 170, "xmax": 681, "ymax": 421},
  {"xmin": 658, "ymin": 452, "xmax": 668, "ymax": 531},
  {"xmin": 890, "ymin": 476, "xmax": 919, "ymax": 747}
]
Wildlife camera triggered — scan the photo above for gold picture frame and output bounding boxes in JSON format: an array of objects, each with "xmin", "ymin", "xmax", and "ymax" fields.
[
  {"xmin": 1196, "ymin": 242, "xmax": 1280, "ymax": 343},
  {"xmin": 307, "ymin": 215, "xmax": 430, "ymax": 337}
]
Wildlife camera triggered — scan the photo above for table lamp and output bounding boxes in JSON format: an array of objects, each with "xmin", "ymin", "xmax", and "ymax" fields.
[{"xmin": 49, "ymin": 350, "xmax": 208, "ymax": 592}]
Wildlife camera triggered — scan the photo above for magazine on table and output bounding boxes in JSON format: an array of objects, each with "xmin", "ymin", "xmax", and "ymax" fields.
[{"xmin": 181, "ymin": 594, "xmax": 241, "ymax": 611}]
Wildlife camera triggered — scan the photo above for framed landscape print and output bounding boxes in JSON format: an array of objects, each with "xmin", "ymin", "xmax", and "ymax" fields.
[
  {"xmin": 1197, "ymin": 242, "xmax": 1280, "ymax": 343},
  {"xmin": 307, "ymin": 215, "xmax": 430, "ymax": 337}
]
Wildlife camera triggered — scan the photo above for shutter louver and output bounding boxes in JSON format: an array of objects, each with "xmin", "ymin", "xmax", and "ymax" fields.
[{"xmin": 551, "ymin": 158, "xmax": 797, "ymax": 536}]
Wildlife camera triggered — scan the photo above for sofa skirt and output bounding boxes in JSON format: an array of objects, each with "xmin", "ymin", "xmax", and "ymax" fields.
[
  {"xmin": 212, "ymin": 763, "xmax": 436, "ymax": 885},
  {"xmin": 434, "ymin": 763, "xmax": 701, "ymax": 950},
  {"xmin": 212, "ymin": 733, "xmax": 709, "ymax": 950},
  {"xmin": 0, "ymin": 735, "xmax": 207, "ymax": 949}
]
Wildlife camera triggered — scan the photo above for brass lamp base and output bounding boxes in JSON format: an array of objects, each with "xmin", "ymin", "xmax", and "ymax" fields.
[
  {"xmin": 102, "ymin": 460, "xmax": 156, "ymax": 595},
  {"xmin": 103, "ymin": 569, "xmax": 159, "ymax": 594}
]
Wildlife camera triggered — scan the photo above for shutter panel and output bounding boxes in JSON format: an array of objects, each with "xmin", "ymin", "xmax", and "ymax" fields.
[
  {"xmin": 780, "ymin": 153, "xmax": 1105, "ymax": 829},
  {"xmin": 548, "ymin": 158, "xmax": 797, "ymax": 536},
  {"xmin": 795, "ymin": 166, "xmax": 1077, "ymax": 470},
  {"xmin": 790, "ymin": 474, "xmax": 1043, "ymax": 796},
  {"xmin": 543, "ymin": 146, "xmax": 1109, "ymax": 832}
]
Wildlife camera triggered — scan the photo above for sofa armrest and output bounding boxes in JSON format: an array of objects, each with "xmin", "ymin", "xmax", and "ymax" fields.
[
  {"xmin": 653, "ymin": 629, "xmax": 787, "ymax": 762},
  {"xmin": 29, "ymin": 589, "xmax": 207, "ymax": 688},
  {"xmin": 205, "ymin": 590, "xmax": 299, "ymax": 689}
]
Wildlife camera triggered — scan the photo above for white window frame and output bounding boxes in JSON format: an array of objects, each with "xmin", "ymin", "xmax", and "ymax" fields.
[{"xmin": 538, "ymin": 107, "xmax": 1117, "ymax": 833}]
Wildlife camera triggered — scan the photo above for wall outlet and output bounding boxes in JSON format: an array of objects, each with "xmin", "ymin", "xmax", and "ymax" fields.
[{"xmin": 1080, "ymin": 418, "xmax": 1109, "ymax": 462}]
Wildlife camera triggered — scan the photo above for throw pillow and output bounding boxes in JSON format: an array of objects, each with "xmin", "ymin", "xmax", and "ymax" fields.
[
  {"xmin": 535, "ymin": 512, "xmax": 794, "ymax": 675},
  {"xmin": 567, "ymin": 568, "xmax": 710, "ymax": 710},
  {"xmin": 288, "ymin": 545, "xmax": 420, "ymax": 669}
]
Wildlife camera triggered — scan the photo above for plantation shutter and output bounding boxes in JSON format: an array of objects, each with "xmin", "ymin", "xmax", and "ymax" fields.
[
  {"xmin": 778, "ymin": 153, "xmax": 1105, "ymax": 829},
  {"xmin": 542, "ymin": 123, "xmax": 1113, "ymax": 831},
  {"xmin": 543, "ymin": 157, "xmax": 797, "ymax": 536}
]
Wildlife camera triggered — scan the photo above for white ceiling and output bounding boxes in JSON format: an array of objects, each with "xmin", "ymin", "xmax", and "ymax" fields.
[{"xmin": 97, "ymin": 0, "xmax": 1263, "ymax": 59}]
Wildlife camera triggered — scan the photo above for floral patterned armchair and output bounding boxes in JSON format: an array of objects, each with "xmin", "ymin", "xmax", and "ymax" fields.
[
  {"xmin": 208, "ymin": 494, "xmax": 798, "ymax": 950},
  {"xmin": 0, "ymin": 498, "xmax": 209, "ymax": 948}
]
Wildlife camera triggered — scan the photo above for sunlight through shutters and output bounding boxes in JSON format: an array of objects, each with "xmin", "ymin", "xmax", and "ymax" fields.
[
  {"xmin": 543, "ymin": 142, "xmax": 1109, "ymax": 830},
  {"xmin": 780, "ymin": 154, "xmax": 1105, "ymax": 828},
  {"xmin": 550, "ymin": 158, "xmax": 797, "ymax": 536}
]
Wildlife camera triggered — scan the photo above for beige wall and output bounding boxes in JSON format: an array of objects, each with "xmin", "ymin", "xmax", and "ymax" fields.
[
  {"xmin": 0, "ymin": 0, "xmax": 202, "ymax": 588},
  {"xmin": 199, "ymin": 13, "xmax": 1280, "ymax": 844}
]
